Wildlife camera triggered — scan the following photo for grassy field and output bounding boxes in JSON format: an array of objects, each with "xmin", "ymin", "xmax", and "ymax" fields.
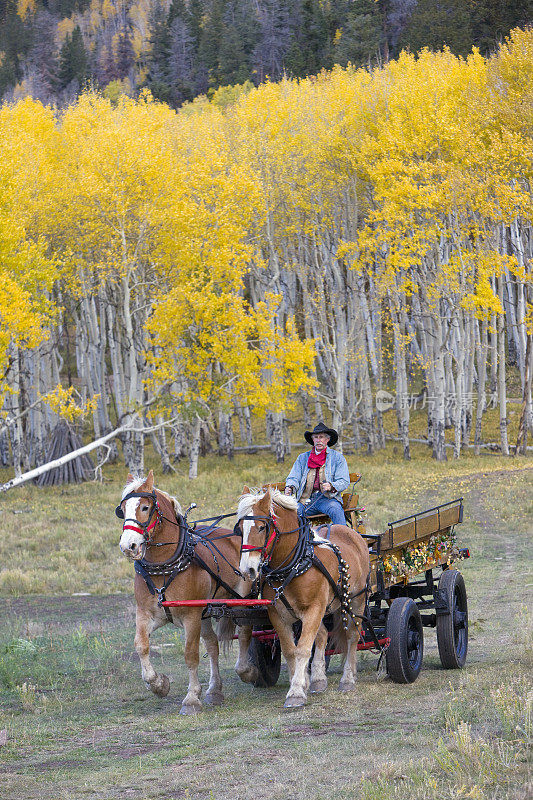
[{"xmin": 0, "ymin": 444, "xmax": 531, "ymax": 800}]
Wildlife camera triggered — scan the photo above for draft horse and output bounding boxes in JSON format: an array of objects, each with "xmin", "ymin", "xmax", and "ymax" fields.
[
  {"xmin": 237, "ymin": 486, "xmax": 370, "ymax": 709},
  {"xmin": 117, "ymin": 470, "xmax": 256, "ymax": 714}
]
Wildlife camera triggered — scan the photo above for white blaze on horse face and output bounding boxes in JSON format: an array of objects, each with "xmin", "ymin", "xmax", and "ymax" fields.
[
  {"xmin": 119, "ymin": 495, "xmax": 150, "ymax": 560},
  {"xmin": 239, "ymin": 518, "xmax": 260, "ymax": 580}
]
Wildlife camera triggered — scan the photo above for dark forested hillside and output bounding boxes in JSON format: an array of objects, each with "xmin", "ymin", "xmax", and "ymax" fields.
[{"xmin": 0, "ymin": 0, "xmax": 531, "ymax": 106}]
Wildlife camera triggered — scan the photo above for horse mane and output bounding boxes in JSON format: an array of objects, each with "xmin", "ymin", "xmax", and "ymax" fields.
[
  {"xmin": 121, "ymin": 474, "xmax": 183, "ymax": 517},
  {"xmin": 237, "ymin": 488, "xmax": 297, "ymax": 520}
]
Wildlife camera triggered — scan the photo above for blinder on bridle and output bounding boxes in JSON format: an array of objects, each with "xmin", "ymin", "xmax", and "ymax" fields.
[
  {"xmin": 115, "ymin": 490, "xmax": 162, "ymax": 542},
  {"xmin": 237, "ymin": 514, "xmax": 279, "ymax": 563}
]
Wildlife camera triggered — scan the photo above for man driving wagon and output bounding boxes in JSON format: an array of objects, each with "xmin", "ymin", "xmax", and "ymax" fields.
[{"xmin": 283, "ymin": 422, "xmax": 350, "ymax": 527}]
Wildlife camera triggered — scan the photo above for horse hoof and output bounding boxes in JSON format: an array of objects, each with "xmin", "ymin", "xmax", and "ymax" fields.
[
  {"xmin": 204, "ymin": 691, "xmax": 224, "ymax": 706},
  {"xmin": 283, "ymin": 696, "xmax": 306, "ymax": 710},
  {"xmin": 151, "ymin": 674, "xmax": 170, "ymax": 698},
  {"xmin": 309, "ymin": 679, "xmax": 328, "ymax": 694},
  {"xmin": 236, "ymin": 666, "xmax": 259, "ymax": 684},
  {"xmin": 180, "ymin": 702, "xmax": 202, "ymax": 715},
  {"xmin": 338, "ymin": 681, "xmax": 356, "ymax": 692}
]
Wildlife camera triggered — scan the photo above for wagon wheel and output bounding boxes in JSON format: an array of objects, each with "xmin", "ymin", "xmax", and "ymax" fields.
[
  {"xmin": 248, "ymin": 632, "xmax": 282, "ymax": 687},
  {"xmin": 385, "ymin": 597, "xmax": 424, "ymax": 684},
  {"xmin": 436, "ymin": 569, "xmax": 468, "ymax": 669}
]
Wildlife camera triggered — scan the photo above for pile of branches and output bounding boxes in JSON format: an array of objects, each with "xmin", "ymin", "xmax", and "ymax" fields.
[{"xmin": 35, "ymin": 421, "xmax": 94, "ymax": 486}]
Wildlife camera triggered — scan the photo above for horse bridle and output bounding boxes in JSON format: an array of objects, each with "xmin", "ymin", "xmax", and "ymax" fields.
[
  {"xmin": 115, "ymin": 491, "xmax": 162, "ymax": 546},
  {"xmin": 236, "ymin": 514, "xmax": 281, "ymax": 567}
]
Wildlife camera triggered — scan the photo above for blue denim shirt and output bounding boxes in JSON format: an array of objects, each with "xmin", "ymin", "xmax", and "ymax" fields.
[{"xmin": 285, "ymin": 447, "xmax": 350, "ymax": 502}]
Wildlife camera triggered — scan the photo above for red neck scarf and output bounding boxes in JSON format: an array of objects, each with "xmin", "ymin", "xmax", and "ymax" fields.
[{"xmin": 307, "ymin": 448, "xmax": 327, "ymax": 468}]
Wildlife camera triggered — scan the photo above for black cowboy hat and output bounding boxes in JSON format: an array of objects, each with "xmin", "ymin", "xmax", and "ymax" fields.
[{"xmin": 304, "ymin": 422, "xmax": 338, "ymax": 447}]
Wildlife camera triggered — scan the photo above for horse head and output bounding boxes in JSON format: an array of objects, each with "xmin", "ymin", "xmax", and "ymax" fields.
[
  {"xmin": 237, "ymin": 486, "xmax": 298, "ymax": 580},
  {"xmin": 116, "ymin": 470, "xmax": 182, "ymax": 561}
]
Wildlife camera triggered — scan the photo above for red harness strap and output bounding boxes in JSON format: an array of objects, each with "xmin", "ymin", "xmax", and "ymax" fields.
[
  {"xmin": 241, "ymin": 527, "xmax": 277, "ymax": 552},
  {"xmin": 241, "ymin": 515, "xmax": 279, "ymax": 553},
  {"xmin": 123, "ymin": 518, "xmax": 159, "ymax": 537}
]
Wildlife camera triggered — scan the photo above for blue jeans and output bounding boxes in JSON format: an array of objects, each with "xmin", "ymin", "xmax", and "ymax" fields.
[{"xmin": 297, "ymin": 492, "xmax": 346, "ymax": 526}]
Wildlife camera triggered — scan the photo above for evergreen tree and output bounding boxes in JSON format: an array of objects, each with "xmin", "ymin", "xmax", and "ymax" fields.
[
  {"xmin": 253, "ymin": 0, "xmax": 293, "ymax": 82},
  {"xmin": 470, "ymin": 0, "xmax": 533, "ymax": 54},
  {"xmin": 399, "ymin": 0, "xmax": 473, "ymax": 57},
  {"xmin": 0, "ymin": 0, "xmax": 33, "ymax": 92},
  {"xmin": 185, "ymin": 0, "xmax": 204, "ymax": 49},
  {"xmin": 145, "ymin": 2, "xmax": 173, "ymax": 103},
  {"xmin": 198, "ymin": 0, "xmax": 226, "ymax": 86},
  {"xmin": 116, "ymin": 27, "xmax": 135, "ymax": 79},
  {"xmin": 333, "ymin": 0, "xmax": 382, "ymax": 68},
  {"xmin": 286, "ymin": 0, "xmax": 329, "ymax": 77},
  {"xmin": 58, "ymin": 25, "xmax": 88, "ymax": 88},
  {"xmin": 218, "ymin": 0, "xmax": 258, "ymax": 85},
  {"xmin": 167, "ymin": 16, "xmax": 197, "ymax": 103}
]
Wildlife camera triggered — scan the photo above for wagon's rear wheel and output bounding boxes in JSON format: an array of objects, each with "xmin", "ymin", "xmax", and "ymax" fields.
[
  {"xmin": 385, "ymin": 597, "xmax": 424, "ymax": 683},
  {"xmin": 248, "ymin": 633, "xmax": 281, "ymax": 687},
  {"xmin": 436, "ymin": 569, "xmax": 468, "ymax": 669}
]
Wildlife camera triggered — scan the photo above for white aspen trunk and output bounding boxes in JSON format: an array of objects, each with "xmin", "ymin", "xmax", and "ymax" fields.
[
  {"xmin": 412, "ymin": 289, "xmax": 433, "ymax": 449},
  {"xmin": 452, "ymin": 310, "xmax": 465, "ymax": 460},
  {"xmin": 373, "ymin": 294, "xmax": 386, "ymax": 452},
  {"xmin": 8, "ymin": 346, "xmax": 24, "ymax": 478},
  {"xmin": 300, "ymin": 393, "xmax": 312, "ymax": 430},
  {"xmin": 474, "ymin": 319, "xmax": 488, "ymax": 455},
  {"xmin": 510, "ymin": 220, "xmax": 527, "ymax": 388},
  {"xmin": 150, "ymin": 413, "xmax": 171, "ymax": 473},
  {"xmin": 516, "ymin": 333, "xmax": 532, "ymax": 455},
  {"xmin": 121, "ymin": 270, "xmax": 144, "ymax": 473},
  {"xmin": 503, "ymin": 267, "xmax": 521, "ymax": 368},
  {"xmin": 432, "ymin": 312, "xmax": 447, "ymax": 462},
  {"xmin": 497, "ymin": 299, "xmax": 509, "ymax": 455},
  {"xmin": 235, "ymin": 404, "xmax": 254, "ymax": 447},
  {"xmin": 106, "ymin": 301, "xmax": 127, "ymax": 423},
  {"xmin": 171, "ymin": 418, "xmax": 188, "ymax": 461},
  {"xmin": 360, "ymin": 286, "xmax": 379, "ymax": 380},
  {"xmin": 444, "ymin": 351, "xmax": 455, "ymax": 430},
  {"xmin": 188, "ymin": 416, "xmax": 201, "ymax": 479},
  {"xmin": 76, "ymin": 303, "xmax": 103, "ymax": 452},
  {"xmin": 489, "ymin": 309, "xmax": 498, "ymax": 410},
  {"xmin": 464, "ymin": 311, "xmax": 476, "ymax": 445},
  {"xmin": 393, "ymin": 316, "xmax": 410, "ymax": 460},
  {"xmin": 218, "ymin": 410, "xmax": 235, "ymax": 459},
  {"xmin": 266, "ymin": 410, "xmax": 288, "ymax": 463},
  {"xmin": 353, "ymin": 287, "xmax": 375, "ymax": 454}
]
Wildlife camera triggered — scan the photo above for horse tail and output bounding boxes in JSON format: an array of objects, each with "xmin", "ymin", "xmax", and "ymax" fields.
[
  {"xmin": 217, "ymin": 617, "xmax": 236, "ymax": 655},
  {"xmin": 328, "ymin": 610, "xmax": 348, "ymax": 655}
]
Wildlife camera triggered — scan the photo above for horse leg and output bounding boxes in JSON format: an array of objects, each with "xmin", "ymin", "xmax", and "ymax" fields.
[
  {"xmin": 284, "ymin": 606, "xmax": 324, "ymax": 709},
  {"xmin": 235, "ymin": 625, "xmax": 260, "ymax": 684},
  {"xmin": 180, "ymin": 611, "xmax": 203, "ymax": 715},
  {"xmin": 201, "ymin": 619, "xmax": 224, "ymax": 706},
  {"xmin": 309, "ymin": 622, "xmax": 328, "ymax": 694},
  {"xmin": 339, "ymin": 614, "xmax": 363, "ymax": 692},
  {"xmin": 134, "ymin": 607, "xmax": 170, "ymax": 698},
  {"xmin": 268, "ymin": 606, "xmax": 297, "ymax": 681}
]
